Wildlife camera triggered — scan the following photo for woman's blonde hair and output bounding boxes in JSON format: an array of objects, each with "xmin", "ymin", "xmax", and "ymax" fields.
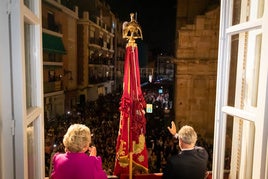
[
  {"xmin": 178, "ymin": 125, "xmax": 197, "ymax": 145},
  {"xmin": 63, "ymin": 124, "xmax": 91, "ymax": 152}
]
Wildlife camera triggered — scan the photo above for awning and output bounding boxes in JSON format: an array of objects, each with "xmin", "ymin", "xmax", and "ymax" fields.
[{"xmin": 42, "ymin": 33, "xmax": 66, "ymax": 54}]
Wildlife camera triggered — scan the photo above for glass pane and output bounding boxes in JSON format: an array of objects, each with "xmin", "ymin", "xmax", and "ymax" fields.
[
  {"xmin": 250, "ymin": 34, "xmax": 262, "ymax": 107},
  {"xmin": 24, "ymin": 0, "xmax": 36, "ymax": 14},
  {"xmin": 257, "ymin": 0, "xmax": 264, "ymax": 18},
  {"xmin": 228, "ymin": 30, "xmax": 260, "ymax": 109},
  {"xmin": 227, "ymin": 34, "xmax": 239, "ymax": 107},
  {"xmin": 27, "ymin": 122, "xmax": 36, "ymax": 179},
  {"xmin": 233, "ymin": 0, "xmax": 264, "ymax": 24},
  {"xmin": 232, "ymin": 0, "xmax": 242, "ymax": 25},
  {"xmin": 224, "ymin": 115, "xmax": 234, "ymax": 175},
  {"xmin": 232, "ymin": 0, "xmax": 251, "ymax": 25},
  {"xmin": 228, "ymin": 115, "xmax": 255, "ymax": 178},
  {"xmin": 24, "ymin": 0, "xmax": 31, "ymax": 9},
  {"xmin": 244, "ymin": 30, "xmax": 262, "ymax": 109},
  {"xmin": 24, "ymin": 23, "xmax": 36, "ymax": 109}
]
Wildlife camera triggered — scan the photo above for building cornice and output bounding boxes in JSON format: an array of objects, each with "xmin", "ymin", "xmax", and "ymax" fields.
[{"xmin": 43, "ymin": 0, "xmax": 79, "ymax": 19}]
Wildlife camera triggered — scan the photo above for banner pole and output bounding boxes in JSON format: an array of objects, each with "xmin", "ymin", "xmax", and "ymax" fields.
[{"xmin": 129, "ymin": 152, "xmax": 133, "ymax": 179}]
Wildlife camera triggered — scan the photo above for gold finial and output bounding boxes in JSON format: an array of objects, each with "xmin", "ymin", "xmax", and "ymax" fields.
[{"xmin": 122, "ymin": 13, "xmax": 143, "ymax": 47}]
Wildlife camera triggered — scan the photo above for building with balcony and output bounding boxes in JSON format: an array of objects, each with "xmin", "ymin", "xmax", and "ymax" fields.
[
  {"xmin": 77, "ymin": 0, "xmax": 117, "ymax": 102},
  {"xmin": 114, "ymin": 18, "xmax": 126, "ymax": 92},
  {"xmin": 42, "ymin": 0, "xmax": 79, "ymax": 119},
  {"xmin": 155, "ymin": 55, "xmax": 175, "ymax": 81}
]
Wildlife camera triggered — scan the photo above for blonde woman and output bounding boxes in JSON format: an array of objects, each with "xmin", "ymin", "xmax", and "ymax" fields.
[{"xmin": 51, "ymin": 124, "xmax": 107, "ymax": 179}]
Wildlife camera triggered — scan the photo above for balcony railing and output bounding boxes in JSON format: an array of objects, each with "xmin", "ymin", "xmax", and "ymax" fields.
[
  {"xmin": 43, "ymin": 53, "xmax": 63, "ymax": 63},
  {"xmin": 60, "ymin": 0, "xmax": 76, "ymax": 11},
  {"xmin": 44, "ymin": 81, "xmax": 63, "ymax": 93},
  {"xmin": 88, "ymin": 57, "xmax": 114, "ymax": 65},
  {"xmin": 47, "ymin": 23, "xmax": 61, "ymax": 33},
  {"xmin": 89, "ymin": 15, "xmax": 113, "ymax": 33},
  {"xmin": 89, "ymin": 37, "xmax": 102, "ymax": 46},
  {"xmin": 88, "ymin": 76, "xmax": 115, "ymax": 84}
]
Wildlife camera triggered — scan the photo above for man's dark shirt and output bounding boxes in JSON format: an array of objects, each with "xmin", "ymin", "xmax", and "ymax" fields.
[{"xmin": 162, "ymin": 146, "xmax": 208, "ymax": 179}]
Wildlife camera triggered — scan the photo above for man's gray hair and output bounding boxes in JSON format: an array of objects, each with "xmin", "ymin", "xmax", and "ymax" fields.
[{"xmin": 178, "ymin": 125, "xmax": 197, "ymax": 145}]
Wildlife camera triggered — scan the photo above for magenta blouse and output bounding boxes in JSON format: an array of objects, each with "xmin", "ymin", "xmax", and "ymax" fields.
[{"xmin": 51, "ymin": 152, "xmax": 107, "ymax": 179}]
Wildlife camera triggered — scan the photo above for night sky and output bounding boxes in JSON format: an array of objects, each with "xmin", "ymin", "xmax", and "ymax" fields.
[{"xmin": 105, "ymin": 0, "xmax": 177, "ymax": 56}]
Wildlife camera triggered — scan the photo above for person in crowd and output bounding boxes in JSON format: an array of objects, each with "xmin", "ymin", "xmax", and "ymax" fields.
[
  {"xmin": 163, "ymin": 121, "xmax": 208, "ymax": 179},
  {"xmin": 50, "ymin": 124, "xmax": 107, "ymax": 179}
]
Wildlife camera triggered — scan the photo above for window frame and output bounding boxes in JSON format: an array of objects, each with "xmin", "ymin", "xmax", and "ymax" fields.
[
  {"xmin": 10, "ymin": 0, "xmax": 44, "ymax": 178},
  {"xmin": 212, "ymin": 0, "xmax": 268, "ymax": 178}
]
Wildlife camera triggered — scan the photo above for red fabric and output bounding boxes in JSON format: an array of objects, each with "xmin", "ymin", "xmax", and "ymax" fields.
[{"xmin": 114, "ymin": 46, "xmax": 148, "ymax": 176}]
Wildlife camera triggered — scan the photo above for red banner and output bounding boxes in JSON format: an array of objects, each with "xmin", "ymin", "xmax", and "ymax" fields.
[{"xmin": 114, "ymin": 45, "xmax": 148, "ymax": 176}]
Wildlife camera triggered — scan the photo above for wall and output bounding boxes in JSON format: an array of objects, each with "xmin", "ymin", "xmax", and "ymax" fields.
[{"xmin": 174, "ymin": 7, "xmax": 220, "ymax": 142}]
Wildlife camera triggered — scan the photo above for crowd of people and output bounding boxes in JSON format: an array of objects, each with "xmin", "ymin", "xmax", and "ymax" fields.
[
  {"xmin": 44, "ymin": 92, "xmax": 214, "ymax": 177},
  {"xmin": 142, "ymin": 81, "xmax": 173, "ymax": 111}
]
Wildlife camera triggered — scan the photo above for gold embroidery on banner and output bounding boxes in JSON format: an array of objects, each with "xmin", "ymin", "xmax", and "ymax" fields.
[
  {"xmin": 133, "ymin": 134, "xmax": 145, "ymax": 154},
  {"xmin": 118, "ymin": 155, "xmax": 129, "ymax": 167},
  {"xmin": 118, "ymin": 139, "xmax": 126, "ymax": 156},
  {"xmin": 117, "ymin": 139, "xmax": 129, "ymax": 168},
  {"xmin": 118, "ymin": 114, "xmax": 124, "ymax": 135},
  {"xmin": 138, "ymin": 155, "xmax": 144, "ymax": 162}
]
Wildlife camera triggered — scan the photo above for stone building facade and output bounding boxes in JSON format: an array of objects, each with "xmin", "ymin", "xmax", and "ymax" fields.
[
  {"xmin": 77, "ymin": 0, "xmax": 117, "ymax": 102},
  {"xmin": 174, "ymin": 7, "xmax": 220, "ymax": 142},
  {"xmin": 42, "ymin": 0, "xmax": 79, "ymax": 119}
]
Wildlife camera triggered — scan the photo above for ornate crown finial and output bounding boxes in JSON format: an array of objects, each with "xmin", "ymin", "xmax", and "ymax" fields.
[{"xmin": 122, "ymin": 13, "xmax": 143, "ymax": 46}]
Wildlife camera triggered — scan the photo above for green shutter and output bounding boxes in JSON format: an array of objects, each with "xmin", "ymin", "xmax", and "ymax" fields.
[{"xmin": 42, "ymin": 33, "xmax": 66, "ymax": 54}]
